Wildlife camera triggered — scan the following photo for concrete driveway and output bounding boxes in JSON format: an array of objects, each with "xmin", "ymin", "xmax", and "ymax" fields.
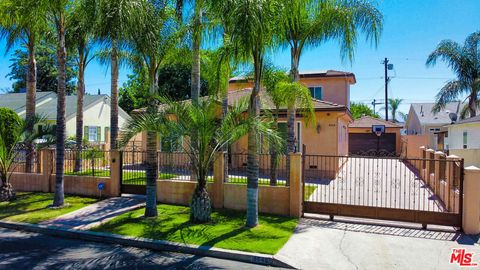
[{"xmin": 276, "ymin": 217, "xmax": 480, "ymax": 270}]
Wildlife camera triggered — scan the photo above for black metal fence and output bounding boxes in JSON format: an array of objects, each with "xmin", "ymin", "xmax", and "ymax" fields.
[
  {"xmin": 227, "ymin": 153, "xmax": 288, "ymax": 186},
  {"xmin": 63, "ymin": 149, "xmax": 111, "ymax": 177}
]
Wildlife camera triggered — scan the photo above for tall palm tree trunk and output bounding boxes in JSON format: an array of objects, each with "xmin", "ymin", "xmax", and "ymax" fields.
[
  {"xmin": 191, "ymin": 158, "xmax": 211, "ymax": 222},
  {"xmin": 246, "ymin": 56, "xmax": 262, "ymax": 228},
  {"xmin": 469, "ymin": 89, "xmax": 478, "ymax": 117},
  {"xmin": 25, "ymin": 38, "xmax": 37, "ymax": 173},
  {"xmin": 286, "ymin": 47, "xmax": 301, "ymax": 185},
  {"xmin": 190, "ymin": 6, "xmax": 202, "ymax": 182},
  {"xmin": 53, "ymin": 13, "xmax": 67, "ymax": 207},
  {"xmin": 74, "ymin": 47, "xmax": 85, "ymax": 172},
  {"xmin": 110, "ymin": 41, "xmax": 119, "ymax": 150},
  {"xmin": 145, "ymin": 65, "xmax": 158, "ymax": 217}
]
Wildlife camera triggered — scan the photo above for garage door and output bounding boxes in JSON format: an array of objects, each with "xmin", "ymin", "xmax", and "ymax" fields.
[{"xmin": 349, "ymin": 133, "xmax": 396, "ymax": 156}]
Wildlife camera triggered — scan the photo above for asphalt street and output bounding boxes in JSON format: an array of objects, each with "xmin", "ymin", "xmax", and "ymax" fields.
[{"xmin": 0, "ymin": 228, "xmax": 272, "ymax": 270}]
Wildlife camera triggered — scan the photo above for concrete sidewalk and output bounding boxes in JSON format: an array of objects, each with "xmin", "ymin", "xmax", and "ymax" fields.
[
  {"xmin": 40, "ymin": 195, "xmax": 145, "ymax": 230},
  {"xmin": 276, "ymin": 217, "xmax": 480, "ymax": 270}
]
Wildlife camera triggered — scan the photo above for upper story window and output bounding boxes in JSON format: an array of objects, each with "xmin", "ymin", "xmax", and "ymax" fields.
[{"xmin": 308, "ymin": 86, "xmax": 322, "ymax": 100}]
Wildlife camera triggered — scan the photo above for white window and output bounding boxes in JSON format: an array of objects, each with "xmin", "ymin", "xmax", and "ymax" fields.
[
  {"xmin": 88, "ymin": 126, "xmax": 98, "ymax": 142},
  {"xmin": 308, "ymin": 86, "xmax": 323, "ymax": 100}
]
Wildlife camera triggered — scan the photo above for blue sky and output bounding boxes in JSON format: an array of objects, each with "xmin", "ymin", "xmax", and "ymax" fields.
[{"xmin": 0, "ymin": 0, "xmax": 479, "ymax": 116}]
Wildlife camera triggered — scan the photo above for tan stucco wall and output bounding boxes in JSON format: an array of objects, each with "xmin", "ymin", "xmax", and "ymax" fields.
[
  {"xmin": 450, "ymin": 149, "xmax": 480, "ymax": 168},
  {"xmin": 10, "ymin": 173, "xmax": 115, "ymax": 197},
  {"xmin": 223, "ymin": 184, "xmax": 290, "ymax": 215},
  {"xmin": 402, "ymin": 134, "xmax": 429, "ymax": 158},
  {"xmin": 348, "ymin": 126, "xmax": 402, "ymax": 154},
  {"xmin": 229, "ymin": 77, "xmax": 352, "ymax": 107}
]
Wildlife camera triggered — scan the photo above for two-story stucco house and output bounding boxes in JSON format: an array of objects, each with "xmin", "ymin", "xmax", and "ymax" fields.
[
  {"xmin": 228, "ymin": 70, "xmax": 355, "ymax": 156},
  {"xmin": 0, "ymin": 92, "xmax": 131, "ymax": 145}
]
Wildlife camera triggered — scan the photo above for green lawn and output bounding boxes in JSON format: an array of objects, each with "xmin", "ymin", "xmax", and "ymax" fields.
[
  {"xmin": 92, "ymin": 204, "xmax": 298, "ymax": 254},
  {"xmin": 0, "ymin": 192, "xmax": 99, "ymax": 224}
]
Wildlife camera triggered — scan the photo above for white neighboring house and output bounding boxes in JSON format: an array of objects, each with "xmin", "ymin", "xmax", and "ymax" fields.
[
  {"xmin": 0, "ymin": 91, "xmax": 131, "ymax": 144},
  {"xmin": 447, "ymin": 115, "xmax": 480, "ymax": 168}
]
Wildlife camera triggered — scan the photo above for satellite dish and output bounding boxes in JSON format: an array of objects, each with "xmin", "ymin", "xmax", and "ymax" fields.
[{"xmin": 449, "ymin": 112, "xmax": 458, "ymax": 123}]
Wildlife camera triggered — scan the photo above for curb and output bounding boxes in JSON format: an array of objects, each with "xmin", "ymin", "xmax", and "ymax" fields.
[{"xmin": 0, "ymin": 220, "xmax": 295, "ymax": 269}]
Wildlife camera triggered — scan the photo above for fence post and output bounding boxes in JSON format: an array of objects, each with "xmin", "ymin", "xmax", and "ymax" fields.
[
  {"xmin": 463, "ymin": 166, "xmax": 480, "ymax": 234},
  {"xmin": 212, "ymin": 152, "xmax": 225, "ymax": 209},
  {"xmin": 40, "ymin": 149, "xmax": 54, "ymax": 192},
  {"xmin": 109, "ymin": 150, "xmax": 121, "ymax": 197},
  {"xmin": 289, "ymin": 152, "xmax": 302, "ymax": 218},
  {"xmin": 419, "ymin": 146, "xmax": 426, "ymax": 175},
  {"xmin": 433, "ymin": 151, "xmax": 445, "ymax": 194},
  {"xmin": 424, "ymin": 149, "xmax": 434, "ymax": 186}
]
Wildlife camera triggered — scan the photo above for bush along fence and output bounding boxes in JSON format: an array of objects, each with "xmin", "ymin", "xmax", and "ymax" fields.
[{"xmin": 8, "ymin": 148, "xmax": 479, "ymax": 233}]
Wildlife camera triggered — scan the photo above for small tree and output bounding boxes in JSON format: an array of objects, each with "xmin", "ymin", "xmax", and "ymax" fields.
[
  {"xmin": 120, "ymin": 97, "xmax": 281, "ymax": 222},
  {"xmin": 0, "ymin": 109, "xmax": 51, "ymax": 201},
  {"xmin": 350, "ymin": 102, "xmax": 380, "ymax": 119}
]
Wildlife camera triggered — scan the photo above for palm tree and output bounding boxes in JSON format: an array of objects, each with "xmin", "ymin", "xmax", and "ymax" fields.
[
  {"xmin": 67, "ymin": 0, "xmax": 97, "ymax": 172},
  {"xmin": 277, "ymin": 0, "xmax": 382, "ymax": 176},
  {"xmin": 95, "ymin": 0, "xmax": 144, "ymax": 150},
  {"xmin": 120, "ymin": 97, "xmax": 280, "ymax": 222},
  {"xmin": 427, "ymin": 31, "xmax": 480, "ymax": 117},
  {"xmin": 0, "ymin": 0, "xmax": 49, "ymax": 173},
  {"xmin": 228, "ymin": 0, "xmax": 277, "ymax": 227},
  {"xmin": 129, "ymin": 0, "xmax": 179, "ymax": 217},
  {"xmin": 51, "ymin": 0, "xmax": 69, "ymax": 207},
  {"xmin": 0, "ymin": 110, "xmax": 53, "ymax": 201},
  {"xmin": 382, "ymin": 98, "xmax": 406, "ymax": 123}
]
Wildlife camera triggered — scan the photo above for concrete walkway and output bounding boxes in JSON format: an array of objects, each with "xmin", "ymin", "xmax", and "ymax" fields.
[
  {"xmin": 40, "ymin": 195, "xmax": 145, "ymax": 230},
  {"xmin": 276, "ymin": 217, "xmax": 480, "ymax": 270}
]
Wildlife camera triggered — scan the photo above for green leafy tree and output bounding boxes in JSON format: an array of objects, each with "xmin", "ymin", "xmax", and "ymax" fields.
[
  {"xmin": 350, "ymin": 102, "xmax": 379, "ymax": 119},
  {"xmin": 6, "ymin": 41, "xmax": 77, "ymax": 94},
  {"xmin": 120, "ymin": 97, "xmax": 281, "ymax": 222},
  {"xmin": 157, "ymin": 64, "xmax": 209, "ymax": 100},
  {"xmin": 277, "ymin": 0, "xmax": 382, "ymax": 178},
  {"xmin": 0, "ymin": 0, "xmax": 49, "ymax": 173},
  {"xmin": 427, "ymin": 31, "xmax": 480, "ymax": 117}
]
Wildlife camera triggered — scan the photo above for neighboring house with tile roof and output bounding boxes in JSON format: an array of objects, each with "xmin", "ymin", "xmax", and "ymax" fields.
[
  {"xmin": 0, "ymin": 92, "xmax": 130, "ymax": 144},
  {"xmin": 447, "ymin": 115, "xmax": 480, "ymax": 167},
  {"xmin": 348, "ymin": 116, "xmax": 402, "ymax": 155}
]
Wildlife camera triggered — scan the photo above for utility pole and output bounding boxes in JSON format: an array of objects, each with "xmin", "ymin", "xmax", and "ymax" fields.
[
  {"xmin": 382, "ymin": 57, "xmax": 392, "ymax": 121},
  {"xmin": 371, "ymin": 99, "xmax": 383, "ymax": 114}
]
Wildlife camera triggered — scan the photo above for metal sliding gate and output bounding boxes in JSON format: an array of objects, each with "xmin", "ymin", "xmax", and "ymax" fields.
[{"xmin": 302, "ymin": 154, "xmax": 463, "ymax": 227}]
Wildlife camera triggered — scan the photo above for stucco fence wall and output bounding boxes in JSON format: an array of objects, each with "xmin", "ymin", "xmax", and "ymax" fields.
[
  {"xmin": 401, "ymin": 134, "xmax": 429, "ymax": 159},
  {"xmin": 449, "ymin": 149, "xmax": 480, "ymax": 168}
]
